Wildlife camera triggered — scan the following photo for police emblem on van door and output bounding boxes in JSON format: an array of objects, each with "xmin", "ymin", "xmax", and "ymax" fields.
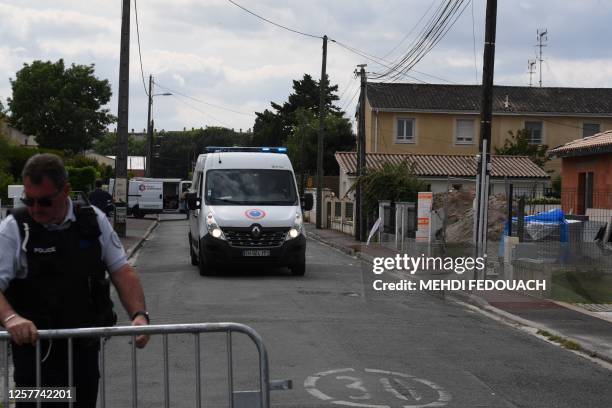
[
  {"xmin": 251, "ymin": 225, "xmax": 262, "ymax": 239},
  {"xmin": 245, "ymin": 209, "xmax": 266, "ymax": 220}
]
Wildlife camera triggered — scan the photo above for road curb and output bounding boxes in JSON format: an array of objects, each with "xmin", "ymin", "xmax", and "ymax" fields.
[
  {"xmin": 126, "ymin": 220, "xmax": 159, "ymax": 260},
  {"xmin": 306, "ymin": 227, "xmax": 612, "ymax": 366}
]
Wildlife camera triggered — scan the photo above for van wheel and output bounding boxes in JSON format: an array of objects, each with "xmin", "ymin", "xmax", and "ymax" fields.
[
  {"xmin": 189, "ymin": 234, "xmax": 198, "ymax": 266},
  {"xmin": 198, "ymin": 241, "xmax": 212, "ymax": 276},
  {"xmin": 290, "ymin": 259, "xmax": 306, "ymax": 276}
]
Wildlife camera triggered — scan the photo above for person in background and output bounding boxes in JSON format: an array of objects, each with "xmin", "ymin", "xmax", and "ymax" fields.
[{"xmin": 88, "ymin": 179, "xmax": 114, "ymax": 214}]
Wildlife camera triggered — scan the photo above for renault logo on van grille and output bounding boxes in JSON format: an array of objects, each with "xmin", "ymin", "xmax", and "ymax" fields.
[
  {"xmin": 245, "ymin": 209, "xmax": 266, "ymax": 220},
  {"xmin": 251, "ymin": 225, "xmax": 262, "ymax": 239}
]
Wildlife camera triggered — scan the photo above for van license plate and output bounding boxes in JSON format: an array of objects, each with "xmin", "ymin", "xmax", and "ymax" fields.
[{"xmin": 242, "ymin": 249, "xmax": 271, "ymax": 257}]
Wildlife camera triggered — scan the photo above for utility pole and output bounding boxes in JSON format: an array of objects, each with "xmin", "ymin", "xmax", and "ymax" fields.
[
  {"xmin": 474, "ymin": 0, "xmax": 497, "ymax": 273},
  {"xmin": 536, "ymin": 29, "xmax": 547, "ymax": 87},
  {"xmin": 528, "ymin": 59, "xmax": 536, "ymax": 87},
  {"xmin": 145, "ymin": 75, "xmax": 153, "ymax": 177},
  {"xmin": 355, "ymin": 64, "xmax": 367, "ymax": 242},
  {"xmin": 315, "ymin": 35, "xmax": 328, "ymax": 229},
  {"xmin": 113, "ymin": 0, "xmax": 130, "ymax": 237},
  {"xmin": 300, "ymin": 113, "xmax": 306, "ymax": 197}
]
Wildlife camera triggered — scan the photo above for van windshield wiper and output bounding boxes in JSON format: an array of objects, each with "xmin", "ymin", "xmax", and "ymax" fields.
[
  {"xmin": 211, "ymin": 197, "xmax": 245, "ymax": 204},
  {"xmin": 253, "ymin": 200, "xmax": 297, "ymax": 205}
]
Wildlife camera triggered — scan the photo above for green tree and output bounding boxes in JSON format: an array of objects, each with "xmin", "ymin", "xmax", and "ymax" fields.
[
  {"xmin": 349, "ymin": 161, "xmax": 426, "ymax": 215},
  {"xmin": 153, "ymin": 127, "xmax": 250, "ymax": 178},
  {"xmin": 66, "ymin": 166, "xmax": 97, "ymax": 192},
  {"xmin": 0, "ymin": 100, "xmax": 7, "ymax": 119},
  {"xmin": 495, "ymin": 129, "xmax": 549, "ymax": 168},
  {"xmin": 8, "ymin": 59, "xmax": 115, "ymax": 153},
  {"xmin": 252, "ymin": 73, "xmax": 350, "ymax": 150},
  {"xmin": 286, "ymin": 108, "xmax": 354, "ymax": 176},
  {"xmin": 92, "ymin": 133, "xmax": 146, "ymax": 156}
]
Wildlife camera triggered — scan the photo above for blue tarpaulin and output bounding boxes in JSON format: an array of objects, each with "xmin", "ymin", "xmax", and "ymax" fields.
[{"xmin": 499, "ymin": 208, "xmax": 569, "ymax": 257}]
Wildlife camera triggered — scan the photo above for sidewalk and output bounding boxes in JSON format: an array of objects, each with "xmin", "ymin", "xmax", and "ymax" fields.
[
  {"xmin": 305, "ymin": 223, "xmax": 612, "ymax": 364},
  {"xmin": 118, "ymin": 216, "xmax": 158, "ymax": 259}
]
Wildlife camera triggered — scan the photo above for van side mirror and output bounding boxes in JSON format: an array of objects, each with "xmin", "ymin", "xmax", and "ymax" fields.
[
  {"xmin": 302, "ymin": 193, "xmax": 313, "ymax": 211},
  {"xmin": 186, "ymin": 192, "xmax": 200, "ymax": 210}
]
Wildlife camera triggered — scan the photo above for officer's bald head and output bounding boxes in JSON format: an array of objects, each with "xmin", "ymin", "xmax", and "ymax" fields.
[{"xmin": 22, "ymin": 154, "xmax": 68, "ymax": 190}]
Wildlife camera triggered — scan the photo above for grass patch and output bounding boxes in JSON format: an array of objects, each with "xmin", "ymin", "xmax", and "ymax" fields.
[
  {"xmin": 550, "ymin": 269, "xmax": 612, "ymax": 304},
  {"xmin": 537, "ymin": 330, "xmax": 582, "ymax": 351}
]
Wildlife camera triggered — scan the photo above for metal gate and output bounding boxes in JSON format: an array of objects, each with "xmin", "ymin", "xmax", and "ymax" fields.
[{"xmin": 0, "ymin": 323, "xmax": 290, "ymax": 408}]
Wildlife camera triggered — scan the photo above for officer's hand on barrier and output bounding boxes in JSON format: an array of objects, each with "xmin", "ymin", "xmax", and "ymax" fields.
[
  {"xmin": 5, "ymin": 315, "xmax": 38, "ymax": 345},
  {"xmin": 131, "ymin": 315, "xmax": 150, "ymax": 348}
]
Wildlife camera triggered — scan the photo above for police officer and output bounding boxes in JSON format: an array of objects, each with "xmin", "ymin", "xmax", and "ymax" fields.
[{"xmin": 0, "ymin": 154, "xmax": 150, "ymax": 407}]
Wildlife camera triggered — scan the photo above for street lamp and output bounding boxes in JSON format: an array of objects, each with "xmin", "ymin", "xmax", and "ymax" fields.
[{"xmin": 145, "ymin": 74, "xmax": 172, "ymax": 177}]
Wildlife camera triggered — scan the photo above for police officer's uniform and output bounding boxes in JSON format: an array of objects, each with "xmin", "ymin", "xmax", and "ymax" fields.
[{"xmin": 0, "ymin": 199, "xmax": 128, "ymax": 407}]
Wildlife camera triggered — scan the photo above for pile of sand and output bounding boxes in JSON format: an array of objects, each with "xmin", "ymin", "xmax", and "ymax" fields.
[{"xmin": 433, "ymin": 190, "xmax": 510, "ymax": 243}]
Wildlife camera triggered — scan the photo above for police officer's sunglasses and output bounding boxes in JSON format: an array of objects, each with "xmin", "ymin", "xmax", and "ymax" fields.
[{"xmin": 20, "ymin": 189, "xmax": 62, "ymax": 207}]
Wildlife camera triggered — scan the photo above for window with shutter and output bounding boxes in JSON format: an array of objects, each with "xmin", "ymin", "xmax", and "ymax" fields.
[{"xmin": 455, "ymin": 119, "xmax": 475, "ymax": 144}]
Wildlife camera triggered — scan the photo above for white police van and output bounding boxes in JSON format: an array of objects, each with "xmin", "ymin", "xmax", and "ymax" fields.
[
  {"xmin": 186, "ymin": 147, "xmax": 313, "ymax": 276},
  {"xmin": 110, "ymin": 178, "xmax": 192, "ymax": 218}
]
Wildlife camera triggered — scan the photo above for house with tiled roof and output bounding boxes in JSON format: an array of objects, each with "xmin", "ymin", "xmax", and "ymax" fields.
[
  {"xmin": 549, "ymin": 130, "xmax": 612, "ymax": 215},
  {"xmin": 363, "ymin": 83, "xmax": 612, "ymax": 176},
  {"xmin": 335, "ymin": 151, "xmax": 549, "ymax": 198}
]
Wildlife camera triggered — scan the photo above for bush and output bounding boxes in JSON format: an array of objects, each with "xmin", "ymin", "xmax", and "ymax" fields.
[
  {"xmin": 349, "ymin": 161, "xmax": 426, "ymax": 214},
  {"xmin": 67, "ymin": 166, "xmax": 97, "ymax": 193},
  {"xmin": 64, "ymin": 154, "xmax": 101, "ymax": 169},
  {"xmin": 0, "ymin": 171, "xmax": 14, "ymax": 204},
  {"xmin": 526, "ymin": 197, "xmax": 561, "ymax": 205}
]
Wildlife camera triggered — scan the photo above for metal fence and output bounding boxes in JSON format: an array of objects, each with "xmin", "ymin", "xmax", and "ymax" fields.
[
  {"xmin": 506, "ymin": 187, "xmax": 612, "ymax": 264},
  {"xmin": 0, "ymin": 323, "xmax": 290, "ymax": 408}
]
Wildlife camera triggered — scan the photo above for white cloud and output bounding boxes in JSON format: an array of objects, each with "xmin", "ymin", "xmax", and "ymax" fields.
[
  {"xmin": 172, "ymin": 74, "xmax": 186, "ymax": 87},
  {"xmin": 1, "ymin": 0, "xmax": 611, "ymax": 131}
]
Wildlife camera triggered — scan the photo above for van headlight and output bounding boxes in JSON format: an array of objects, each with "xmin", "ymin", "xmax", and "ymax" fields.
[
  {"xmin": 206, "ymin": 212, "xmax": 226, "ymax": 240},
  {"xmin": 286, "ymin": 212, "xmax": 303, "ymax": 240}
]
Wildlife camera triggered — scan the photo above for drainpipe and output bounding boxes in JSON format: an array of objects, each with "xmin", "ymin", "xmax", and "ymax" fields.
[{"xmin": 375, "ymin": 109, "xmax": 379, "ymax": 153}]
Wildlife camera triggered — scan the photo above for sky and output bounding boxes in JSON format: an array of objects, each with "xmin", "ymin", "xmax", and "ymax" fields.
[{"xmin": 1, "ymin": 0, "xmax": 612, "ymax": 134}]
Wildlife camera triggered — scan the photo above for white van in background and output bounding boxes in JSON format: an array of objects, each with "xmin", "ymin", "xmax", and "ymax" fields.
[
  {"xmin": 186, "ymin": 147, "xmax": 313, "ymax": 276},
  {"xmin": 110, "ymin": 178, "xmax": 191, "ymax": 218}
]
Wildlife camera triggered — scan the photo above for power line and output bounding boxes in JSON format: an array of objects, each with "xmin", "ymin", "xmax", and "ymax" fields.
[
  {"xmin": 470, "ymin": 0, "xmax": 478, "ymax": 84},
  {"xmin": 224, "ymin": 0, "xmax": 460, "ymax": 88},
  {"xmin": 225, "ymin": 0, "xmax": 322, "ymax": 39},
  {"xmin": 337, "ymin": 71, "xmax": 358, "ymax": 101},
  {"xmin": 154, "ymin": 82, "xmax": 255, "ymax": 117},
  {"xmin": 372, "ymin": 0, "xmax": 470, "ymax": 82},
  {"xmin": 330, "ymin": 39, "xmax": 431, "ymax": 84},
  {"xmin": 388, "ymin": 0, "xmax": 471, "ymax": 82},
  {"xmin": 133, "ymin": 0, "xmax": 148, "ymax": 96},
  {"xmin": 168, "ymin": 93, "xmax": 234, "ymax": 129},
  {"xmin": 340, "ymin": 86, "xmax": 361, "ymax": 113},
  {"xmin": 381, "ymin": 0, "xmax": 440, "ymax": 60}
]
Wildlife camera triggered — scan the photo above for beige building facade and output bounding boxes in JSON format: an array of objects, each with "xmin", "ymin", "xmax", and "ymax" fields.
[{"xmin": 364, "ymin": 84, "xmax": 612, "ymax": 176}]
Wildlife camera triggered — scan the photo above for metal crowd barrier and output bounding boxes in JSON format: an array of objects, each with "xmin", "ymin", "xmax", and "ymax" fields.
[{"xmin": 0, "ymin": 322, "xmax": 291, "ymax": 408}]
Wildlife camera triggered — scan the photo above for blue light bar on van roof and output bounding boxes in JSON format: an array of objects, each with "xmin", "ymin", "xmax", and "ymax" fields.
[{"xmin": 205, "ymin": 146, "xmax": 288, "ymax": 153}]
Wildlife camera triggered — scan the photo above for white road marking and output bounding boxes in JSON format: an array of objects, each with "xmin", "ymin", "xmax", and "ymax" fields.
[
  {"xmin": 305, "ymin": 368, "xmax": 452, "ymax": 408},
  {"xmin": 393, "ymin": 378, "xmax": 422, "ymax": 401},
  {"xmin": 336, "ymin": 376, "xmax": 372, "ymax": 400},
  {"xmin": 380, "ymin": 377, "xmax": 409, "ymax": 401}
]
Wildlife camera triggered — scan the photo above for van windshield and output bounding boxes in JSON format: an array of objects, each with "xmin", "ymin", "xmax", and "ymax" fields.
[{"xmin": 205, "ymin": 169, "xmax": 298, "ymax": 206}]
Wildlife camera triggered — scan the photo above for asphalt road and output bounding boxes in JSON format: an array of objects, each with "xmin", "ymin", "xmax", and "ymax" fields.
[{"xmin": 102, "ymin": 219, "xmax": 612, "ymax": 407}]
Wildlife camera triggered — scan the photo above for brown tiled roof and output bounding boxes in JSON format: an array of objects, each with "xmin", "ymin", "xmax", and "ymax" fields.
[
  {"xmin": 548, "ymin": 130, "xmax": 612, "ymax": 157},
  {"xmin": 367, "ymin": 83, "xmax": 612, "ymax": 116},
  {"xmin": 335, "ymin": 152, "xmax": 549, "ymax": 179}
]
